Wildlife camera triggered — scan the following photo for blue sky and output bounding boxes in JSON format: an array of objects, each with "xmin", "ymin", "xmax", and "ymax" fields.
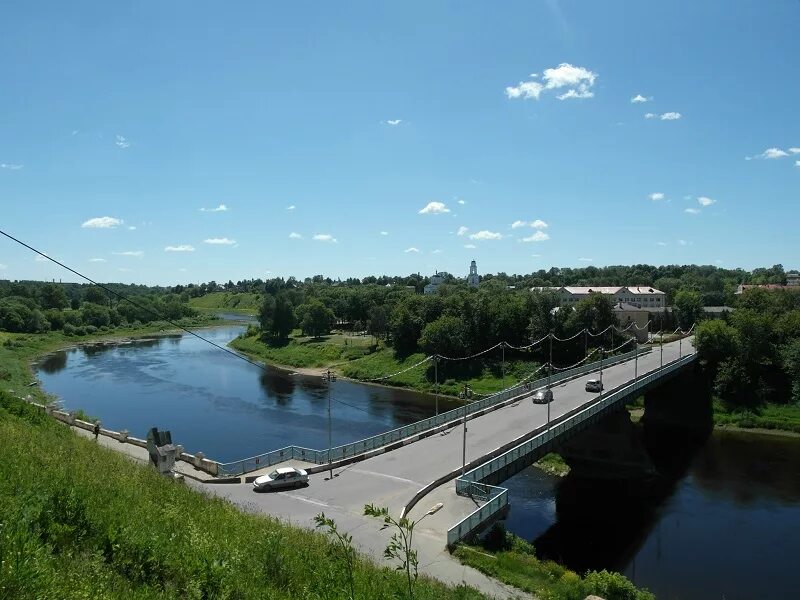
[{"xmin": 1, "ymin": 1, "xmax": 798, "ymax": 285}]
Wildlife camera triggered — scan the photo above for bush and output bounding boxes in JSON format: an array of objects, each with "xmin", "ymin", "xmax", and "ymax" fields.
[{"xmin": 584, "ymin": 569, "xmax": 655, "ymax": 600}]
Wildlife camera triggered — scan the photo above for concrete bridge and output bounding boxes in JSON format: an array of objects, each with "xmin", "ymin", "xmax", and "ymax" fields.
[{"xmin": 206, "ymin": 338, "xmax": 696, "ymax": 550}]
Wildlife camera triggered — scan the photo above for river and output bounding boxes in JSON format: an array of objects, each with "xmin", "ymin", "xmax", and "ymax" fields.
[{"xmin": 35, "ymin": 324, "xmax": 800, "ymax": 599}]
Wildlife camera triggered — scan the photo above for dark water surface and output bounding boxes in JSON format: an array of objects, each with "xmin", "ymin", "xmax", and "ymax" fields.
[
  {"xmin": 35, "ymin": 325, "xmax": 459, "ymax": 462},
  {"xmin": 502, "ymin": 427, "xmax": 800, "ymax": 600}
]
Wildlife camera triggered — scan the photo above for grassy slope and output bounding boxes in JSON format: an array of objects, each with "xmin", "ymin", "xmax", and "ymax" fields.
[
  {"xmin": 453, "ymin": 535, "xmax": 654, "ymax": 600},
  {"xmin": 189, "ymin": 292, "xmax": 262, "ymax": 314},
  {"xmin": 711, "ymin": 399, "xmax": 800, "ymax": 433},
  {"xmin": 0, "ymin": 392, "xmax": 484, "ymax": 600}
]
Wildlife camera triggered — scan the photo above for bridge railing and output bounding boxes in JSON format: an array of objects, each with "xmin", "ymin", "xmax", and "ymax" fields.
[
  {"xmin": 446, "ymin": 352, "xmax": 697, "ymax": 546},
  {"xmin": 216, "ymin": 347, "xmax": 652, "ymax": 477}
]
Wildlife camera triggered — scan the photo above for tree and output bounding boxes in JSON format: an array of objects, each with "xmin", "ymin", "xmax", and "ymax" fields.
[
  {"xmin": 297, "ymin": 299, "xmax": 334, "ymax": 338},
  {"xmin": 569, "ymin": 293, "xmax": 617, "ymax": 334},
  {"xmin": 674, "ymin": 289, "xmax": 703, "ymax": 329},
  {"xmin": 40, "ymin": 284, "xmax": 69, "ymax": 310},
  {"xmin": 271, "ymin": 294, "xmax": 295, "ymax": 340},
  {"xmin": 418, "ymin": 316, "xmax": 468, "ymax": 358},
  {"xmin": 84, "ymin": 286, "xmax": 108, "ymax": 306},
  {"xmin": 364, "ymin": 504, "xmax": 419, "ymax": 600},
  {"xmin": 367, "ymin": 305, "xmax": 388, "ymax": 340},
  {"xmin": 81, "ymin": 303, "xmax": 111, "ymax": 328},
  {"xmin": 258, "ymin": 294, "xmax": 276, "ymax": 333},
  {"xmin": 781, "ymin": 339, "xmax": 800, "ymax": 404},
  {"xmin": 694, "ymin": 320, "xmax": 740, "ymax": 369}
]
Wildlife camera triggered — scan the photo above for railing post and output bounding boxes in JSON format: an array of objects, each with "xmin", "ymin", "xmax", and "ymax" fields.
[{"xmin": 434, "ymin": 356, "xmax": 439, "ymax": 416}]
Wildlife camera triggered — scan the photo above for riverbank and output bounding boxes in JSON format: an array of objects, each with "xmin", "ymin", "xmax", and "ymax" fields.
[
  {"xmin": 230, "ymin": 329, "xmax": 541, "ymax": 398},
  {"xmin": 0, "ymin": 316, "xmax": 224, "ymax": 404}
]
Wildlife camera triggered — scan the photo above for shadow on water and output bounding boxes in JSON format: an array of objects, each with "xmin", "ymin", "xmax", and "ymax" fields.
[
  {"xmin": 532, "ymin": 367, "xmax": 715, "ymax": 574},
  {"xmin": 258, "ymin": 368, "xmax": 296, "ymax": 405}
]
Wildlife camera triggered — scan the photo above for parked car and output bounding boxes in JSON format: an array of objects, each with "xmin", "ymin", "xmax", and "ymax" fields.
[
  {"xmin": 253, "ymin": 467, "xmax": 309, "ymax": 491},
  {"xmin": 585, "ymin": 379, "xmax": 603, "ymax": 392},
  {"xmin": 532, "ymin": 388, "xmax": 554, "ymax": 404}
]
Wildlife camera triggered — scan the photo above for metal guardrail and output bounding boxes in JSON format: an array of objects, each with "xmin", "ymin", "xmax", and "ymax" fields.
[
  {"xmin": 446, "ymin": 352, "xmax": 697, "ymax": 547},
  {"xmin": 216, "ymin": 347, "xmax": 652, "ymax": 476}
]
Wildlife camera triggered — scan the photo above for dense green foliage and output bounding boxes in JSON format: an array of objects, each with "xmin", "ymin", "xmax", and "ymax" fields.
[
  {"xmin": 453, "ymin": 527, "xmax": 654, "ymax": 600},
  {"xmin": 0, "ymin": 280, "xmax": 197, "ymax": 335},
  {"xmin": 694, "ymin": 287, "xmax": 800, "ymax": 426},
  {"xmin": 0, "ymin": 392, "xmax": 484, "ymax": 600}
]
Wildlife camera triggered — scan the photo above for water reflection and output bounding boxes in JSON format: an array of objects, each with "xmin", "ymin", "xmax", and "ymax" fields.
[
  {"xmin": 37, "ymin": 351, "xmax": 67, "ymax": 374},
  {"xmin": 258, "ymin": 368, "xmax": 296, "ymax": 404}
]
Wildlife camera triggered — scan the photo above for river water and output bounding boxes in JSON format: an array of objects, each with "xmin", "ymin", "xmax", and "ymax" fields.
[{"xmin": 35, "ymin": 325, "xmax": 800, "ymax": 599}]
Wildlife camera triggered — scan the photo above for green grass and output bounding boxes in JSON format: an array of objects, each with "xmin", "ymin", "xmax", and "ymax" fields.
[
  {"xmin": 533, "ymin": 453, "xmax": 570, "ymax": 477},
  {"xmin": 712, "ymin": 399, "xmax": 800, "ymax": 433},
  {"xmin": 0, "ymin": 391, "xmax": 484, "ymax": 600},
  {"xmin": 231, "ymin": 330, "xmax": 541, "ymax": 398},
  {"xmin": 189, "ymin": 292, "xmax": 263, "ymax": 315},
  {"xmin": 453, "ymin": 529, "xmax": 654, "ymax": 600}
]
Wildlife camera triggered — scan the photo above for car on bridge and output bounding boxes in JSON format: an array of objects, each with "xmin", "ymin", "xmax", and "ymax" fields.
[
  {"xmin": 585, "ymin": 379, "xmax": 603, "ymax": 393},
  {"xmin": 253, "ymin": 467, "xmax": 309, "ymax": 491},
  {"xmin": 532, "ymin": 388, "xmax": 554, "ymax": 404}
]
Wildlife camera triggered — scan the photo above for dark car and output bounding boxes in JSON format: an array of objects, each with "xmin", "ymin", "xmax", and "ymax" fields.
[
  {"xmin": 585, "ymin": 379, "xmax": 603, "ymax": 393},
  {"xmin": 532, "ymin": 388, "xmax": 554, "ymax": 404}
]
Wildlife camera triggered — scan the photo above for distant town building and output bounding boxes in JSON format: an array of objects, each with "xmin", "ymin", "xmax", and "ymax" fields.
[
  {"xmin": 787, "ymin": 272, "xmax": 800, "ymax": 287},
  {"xmin": 423, "ymin": 272, "xmax": 445, "ymax": 295},
  {"xmin": 530, "ymin": 286, "xmax": 666, "ymax": 309},
  {"xmin": 735, "ymin": 282, "xmax": 800, "ymax": 294},
  {"xmin": 468, "ymin": 260, "xmax": 480, "ymax": 288},
  {"xmin": 613, "ymin": 302, "xmax": 650, "ymax": 342},
  {"xmin": 703, "ymin": 306, "xmax": 735, "ymax": 319}
]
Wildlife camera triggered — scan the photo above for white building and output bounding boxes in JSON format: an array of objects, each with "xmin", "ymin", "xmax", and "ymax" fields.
[
  {"xmin": 468, "ymin": 260, "xmax": 480, "ymax": 288},
  {"xmin": 423, "ymin": 272, "xmax": 445, "ymax": 295},
  {"xmin": 530, "ymin": 285, "xmax": 666, "ymax": 310},
  {"xmin": 787, "ymin": 272, "xmax": 800, "ymax": 287}
]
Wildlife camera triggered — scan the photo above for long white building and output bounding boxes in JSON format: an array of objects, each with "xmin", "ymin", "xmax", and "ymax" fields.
[{"xmin": 530, "ymin": 285, "xmax": 666, "ymax": 309}]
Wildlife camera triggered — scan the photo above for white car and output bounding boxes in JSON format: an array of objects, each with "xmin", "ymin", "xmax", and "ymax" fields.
[
  {"xmin": 585, "ymin": 379, "xmax": 604, "ymax": 393},
  {"xmin": 253, "ymin": 467, "xmax": 309, "ymax": 491}
]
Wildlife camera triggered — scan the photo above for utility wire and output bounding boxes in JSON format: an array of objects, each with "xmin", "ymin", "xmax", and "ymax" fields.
[{"xmin": 0, "ymin": 228, "xmax": 271, "ymax": 373}]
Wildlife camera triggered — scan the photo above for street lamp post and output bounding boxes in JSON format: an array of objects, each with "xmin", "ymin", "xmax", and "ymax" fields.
[
  {"xmin": 547, "ymin": 333, "xmax": 553, "ymax": 429},
  {"xmin": 584, "ymin": 328, "xmax": 588, "ymax": 358},
  {"xmin": 460, "ymin": 384, "xmax": 473, "ymax": 476},
  {"xmin": 660, "ymin": 330, "xmax": 663, "ymax": 368},
  {"xmin": 434, "ymin": 356, "xmax": 439, "ymax": 417},
  {"xmin": 322, "ymin": 369, "xmax": 336, "ymax": 480},
  {"xmin": 599, "ymin": 347, "xmax": 604, "ymax": 394},
  {"xmin": 635, "ymin": 339, "xmax": 638, "ymax": 382},
  {"xmin": 501, "ymin": 342, "xmax": 506, "ymax": 391},
  {"xmin": 679, "ymin": 334, "xmax": 682, "ymax": 358}
]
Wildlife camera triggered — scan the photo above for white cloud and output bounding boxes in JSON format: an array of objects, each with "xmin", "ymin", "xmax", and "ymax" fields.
[
  {"xmin": 385, "ymin": 119, "xmax": 402, "ymax": 126},
  {"xmin": 469, "ymin": 230, "xmax": 503, "ymax": 241},
  {"xmin": 199, "ymin": 204, "xmax": 228, "ymax": 212},
  {"xmin": 89, "ymin": 258, "xmax": 107, "ymax": 262},
  {"xmin": 164, "ymin": 245, "xmax": 195, "ymax": 252},
  {"xmin": 660, "ymin": 112, "xmax": 682, "ymax": 121},
  {"xmin": 511, "ymin": 220, "xmax": 528, "ymax": 229},
  {"xmin": 380, "ymin": 231, "xmax": 389, "ymax": 236},
  {"xmin": 521, "ymin": 231, "xmax": 550, "ymax": 242},
  {"xmin": 35, "ymin": 254, "xmax": 48, "ymax": 262},
  {"xmin": 578, "ymin": 257, "xmax": 593, "ymax": 262},
  {"xmin": 115, "ymin": 135, "xmax": 130, "ymax": 149},
  {"xmin": 286, "ymin": 205, "xmax": 295, "ymax": 211},
  {"xmin": 648, "ymin": 192, "xmax": 665, "ymax": 201},
  {"xmin": 685, "ymin": 208, "xmax": 701, "ymax": 215},
  {"xmin": 204, "ymin": 237, "xmax": 237, "ymax": 245},
  {"xmin": 404, "ymin": 247, "xmax": 420, "ymax": 253},
  {"xmin": 748, "ymin": 147, "xmax": 789, "ymax": 160},
  {"xmin": 113, "ymin": 250, "xmax": 144, "ymax": 257},
  {"xmin": 631, "ymin": 94, "xmax": 650, "ymax": 103},
  {"xmin": 505, "ymin": 80, "xmax": 544, "ymax": 100},
  {"xmin": 82, "ymin": 216, "xmax": 123, "ymax": 229},
  {"xmin": 0, "ymin": 163, "xmax": 23, "ymax": 170},
  {"xmin": 289, "ymin": 232, "xmax": 302, "ymax": 239},
  {"xmin": 128, "ymin": 226, "xmax": 137, "ymax": 230},
  {"xmin": 531, "ymin": 254, "xmax": 541, "ymax": 258},
  {"xmin": 796, "ymin": 160, "xmax": 800, "ymax": 167},
  {"xmin": 313, "ymin": 234, "xmax": 337, "ymax": 243},
  {"xmin": 789, "ymin": 148, "xmax": 800, "ymax": 154},
  {"xmin": 531, "ymin": 219, "xmax": 548, "ymax": 229},
  {"xmin": 678, "ymin": 239, "xmax": 689, "ymax": 246},
  {"xmin": 506, "ymin": 63, "xmax": 597, "ymax": 101},
  {"xmin": 463, "ymin": 244, "xmax": 477, "ymax": 249},
  {"xmin": 457, "ymin": 199, "xmax": 466, "ymax": 205},
  {"xmin": 0, "ymin": 263, "xmax": 6, "ymax": 270},
  {"xmin": 432, "ymin": 249, "xmax": 442, "ymax": 254},
  {"xmin": 418, "ymin": 201, "xmax": 450, "ymax": 214},
  {"xmin": 656, "ymin": 241, "xmax": 667, "ymax": 247},
  {"xmin": 456, "ymin": 226, "xmax": 469, "ymax": 236},
  {"xmin": 697, "ymin": 196, "xmax": 716, "ymax": 207},
  {"xmin": 644, "ymin": 113, "xmax": 656, "ymax": 119},
  {"xmin": 118, "ymin": 268, "xmax": 133, "ymax": 273}
]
